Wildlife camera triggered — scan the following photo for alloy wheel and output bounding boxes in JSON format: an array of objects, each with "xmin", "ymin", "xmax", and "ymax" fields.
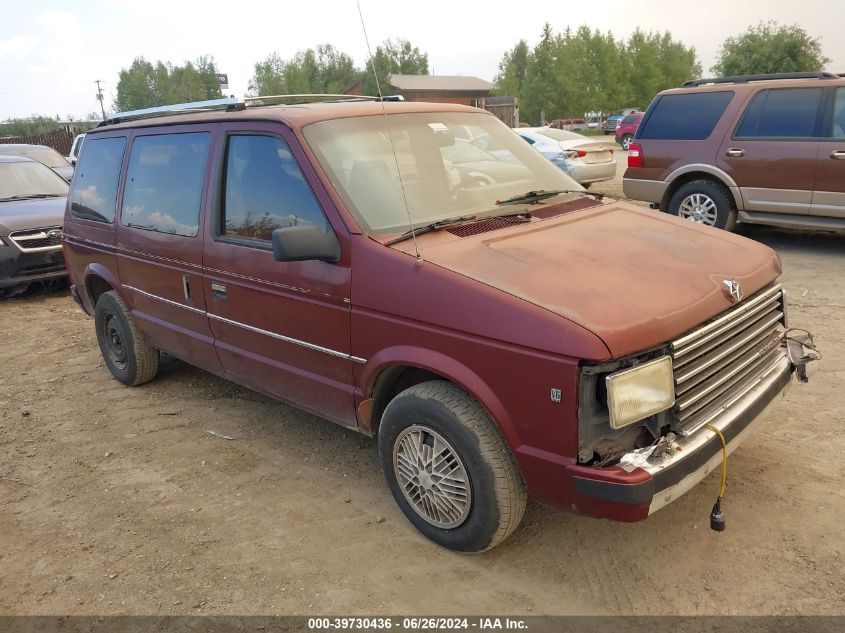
[
  {"xmin": 678, "ymin": 192, "xmax": 718, "ymax": 226},
  {"xmin": 393, "ymin": 425, "xmax": 472, "ymax": 528}
]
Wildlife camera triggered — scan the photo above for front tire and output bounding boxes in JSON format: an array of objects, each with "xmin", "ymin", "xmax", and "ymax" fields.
[
  {"xmin": 94, "ymin": 291, "xmax": 159, "ymax": 386},
  {"xmin": 669, "ymin": 179, "xmax": 737, "ymax": 231},
  {"xmin": 378, "ymin": 381, "xmax": 526, "ymax": 552}
]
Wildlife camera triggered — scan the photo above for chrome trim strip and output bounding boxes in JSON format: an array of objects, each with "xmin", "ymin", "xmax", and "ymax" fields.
[
  {"xmin": 9, "ymin": 227, "xmax": 63, "ymax": 253},
  {"xmin": 671, "ymin": 284, "xmax": 783, "ymax": 354},
  {"xmin": 123, "ymin": 284, "xmax": 207, "ymax": 315},
  {"xmin": 207, "ymin": 312, "xmax": 366, "ymax": 364}
]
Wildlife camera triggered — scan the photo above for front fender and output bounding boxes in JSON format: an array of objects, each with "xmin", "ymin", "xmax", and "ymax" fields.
[{"xmin": 359, "ymin": 345, "xmax": 521, "ymax": 450}]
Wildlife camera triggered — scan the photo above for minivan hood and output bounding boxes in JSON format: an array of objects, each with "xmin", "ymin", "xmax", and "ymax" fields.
[
  {"xmin": 0, "ymin": 196, "xmax": 67, "ymax": 234},
  {"xmin": 394, "ymin": 203, "xmax": 781, "ymax": 358}
]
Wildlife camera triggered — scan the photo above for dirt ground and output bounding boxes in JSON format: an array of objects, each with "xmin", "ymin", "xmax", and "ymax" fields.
[{"xmin": 1, "ymin": 154, "xmax": 843, "ymax": 616}]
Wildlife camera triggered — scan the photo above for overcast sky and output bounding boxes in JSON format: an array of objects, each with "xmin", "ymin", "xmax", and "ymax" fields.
[{"xmin": 2, "ymin": 0, "xmax": 844, "ymax": 121}]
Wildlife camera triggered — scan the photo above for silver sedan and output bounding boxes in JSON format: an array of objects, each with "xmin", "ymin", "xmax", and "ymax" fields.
[{"xmin": 516, "ymin": 127, "xmax": 616, "ymax": 187}]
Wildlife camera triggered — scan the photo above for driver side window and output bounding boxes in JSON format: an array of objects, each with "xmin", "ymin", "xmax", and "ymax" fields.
[{"xmin": 222, "ymin": 134, "xmax": 329, "ymax": 243}]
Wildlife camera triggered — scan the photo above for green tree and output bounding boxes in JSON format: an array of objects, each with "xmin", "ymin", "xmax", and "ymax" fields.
[
  {"xmin": 359, "ymin": 38, "xmax": 429, "ymax": 96},
  {"xmin": 497, "ymin": 24, "xmax": 698, "ymax": 124},
  {"xmin": 0, "ymin": 116, "xmax": 62, "ymax": 137},
  {"xmin": 248, "ymin": 44, "xmax": 358, "ymax": 96},
  {"xmin": 712, "ymin": 22, "xmax": 830, "ymax": 76},
  {"xmin": 493, "ymin": 40, "xmax": 530, "ymax": 97},
  {"xmin": 114, "ymin": 56, "xmax": 223, "ymax": 111}
]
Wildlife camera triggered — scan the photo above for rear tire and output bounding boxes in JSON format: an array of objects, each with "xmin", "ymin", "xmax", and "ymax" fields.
[
  {"xmin": 620, "ymin": 134, "xmax": 634, "ymax": 150},
  {"xmin": 669, "ymin": 179, "xmax": 737, "ymax": 231},
  {"xmin": 378, "ymin": 381, "xmax": 526, "ymax": 553},
  {"xmin": 94, "ymin": 291, "xmax": 159, "ymax": 386}
]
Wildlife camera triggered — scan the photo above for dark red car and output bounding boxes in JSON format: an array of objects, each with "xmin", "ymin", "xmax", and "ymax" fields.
[
  {"xmin": 63, "ymin": 98, "xmax": 813, "ymax": 551},
  {"xmin": 615, "ymin": 112, "xmax": 643, "ymax": 150}
]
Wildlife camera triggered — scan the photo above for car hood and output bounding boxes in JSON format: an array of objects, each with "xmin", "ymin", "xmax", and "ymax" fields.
[
  {"xmin": 0, "ymin": 196, "xmax": 67, "ymax": 234},
  {"xmin": 389, "ymin": 201, "xmax": 781, "ymax": 358}
]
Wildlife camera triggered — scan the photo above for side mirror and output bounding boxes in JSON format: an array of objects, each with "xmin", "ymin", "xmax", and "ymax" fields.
[{"xmin": 271, "ymin": 224, "xmax": 340, "ymax": 263}]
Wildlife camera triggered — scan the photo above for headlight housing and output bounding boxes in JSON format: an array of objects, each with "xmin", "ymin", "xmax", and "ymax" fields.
[{"xmin": 606, "ymin": 356, "xmax": 675, "ymax": 429}]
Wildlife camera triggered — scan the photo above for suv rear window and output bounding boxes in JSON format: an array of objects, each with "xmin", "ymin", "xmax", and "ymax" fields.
[
  {"xmin": 638, "ymin": 91, "xmax": 733, "ymax": 140},
  {"xmin": 121, "ymin": 132, "xmax": 210, "ymax": 237},
  {"xmin": 621, "ymin": 114, "xmax": 640, "ymax": 125},
  {"xmin": 735, "ymin": 88, "xmax": 824, "ymax": 139},
  {"xmin": 69, "ymin": 136, "xmax": 126, "ymax": 223}
]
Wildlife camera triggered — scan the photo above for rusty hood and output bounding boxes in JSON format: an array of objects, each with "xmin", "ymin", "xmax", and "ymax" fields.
[{"xmin": 395, "ymin": 202, "xmax": 781, "ymax": 359}]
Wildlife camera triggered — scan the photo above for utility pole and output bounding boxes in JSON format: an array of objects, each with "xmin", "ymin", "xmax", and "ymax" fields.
[{"xmin": 95, "ymin": 80, "xmax": 106, "ymax": 120}]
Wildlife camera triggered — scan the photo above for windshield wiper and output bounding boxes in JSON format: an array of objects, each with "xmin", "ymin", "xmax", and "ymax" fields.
[
  {"xmin": 385, "ymin": 215, "xmax": 478, "ymax": 246},
  {"xmin": 2, "ymin": 194, "xmax": 59, "ymax": 201},
  {"xmin": 495, "ymin": 188, "xmax": 604, "ymax": 206}
]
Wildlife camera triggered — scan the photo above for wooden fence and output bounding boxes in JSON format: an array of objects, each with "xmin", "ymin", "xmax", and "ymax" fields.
[{"xmin": 0, "ymin": 128, "xmax": 80, "ymax": 156}]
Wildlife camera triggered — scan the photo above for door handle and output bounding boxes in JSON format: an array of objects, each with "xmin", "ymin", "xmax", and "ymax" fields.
[
  {"xmin": 182, "ymin": 275, "xmax": 191, "ymax": 301},
  {"xmin": 831, "ymin": 150, "xmax": 845, "ymax": 160},
  {"xmin": 211, "ymin": 282, "xmax": 227, "ymax": 298},
  {"xmin": 726, "ymin": 148, "xmax": 746, "ymax": 158}
]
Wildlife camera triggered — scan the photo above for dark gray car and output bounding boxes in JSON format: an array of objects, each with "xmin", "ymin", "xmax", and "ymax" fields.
[{"xmin": 0, "ymin": 155, "xmax": 69, "ymax": 296}]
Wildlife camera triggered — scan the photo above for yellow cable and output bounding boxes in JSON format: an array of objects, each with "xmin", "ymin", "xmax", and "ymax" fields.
[{"xmin": 704, "ymin": 423, "xmax": 728, "ymax": 498}]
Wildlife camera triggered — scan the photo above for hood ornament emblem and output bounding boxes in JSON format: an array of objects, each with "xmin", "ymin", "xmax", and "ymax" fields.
[
  {"xmin": 723, "ymin": 279, "xmax": 743, "ymax": 303},
  {"xmin": 47, "ymin": 229, "xmax": 62, "ymax": 239}
]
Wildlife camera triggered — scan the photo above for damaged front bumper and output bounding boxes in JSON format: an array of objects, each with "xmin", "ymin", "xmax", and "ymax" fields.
[{"xmin": 569, "ymin": 346, "xmax": 813, "ymax": 521}]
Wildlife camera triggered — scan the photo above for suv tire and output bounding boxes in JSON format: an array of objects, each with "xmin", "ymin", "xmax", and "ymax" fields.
[
  {"xmin": 669, "ymin": 179, "xmax": 737, "ymax": 231},
  {"xmin": 94, "ymin": 291, "xmax": 159, "ymax": 386},
  {"xmin": 620, "ymin": 134, "xmax": 634, "ymax": 150},
  {"xmin": 378, "ymin": 381, "xmax": 527, "ymax": 553}
]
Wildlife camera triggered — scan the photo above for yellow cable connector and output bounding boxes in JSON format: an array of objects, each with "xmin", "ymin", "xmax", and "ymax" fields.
[{"xmin": 704, "ymin": 423, "xmax": 728, "ymax": 531}]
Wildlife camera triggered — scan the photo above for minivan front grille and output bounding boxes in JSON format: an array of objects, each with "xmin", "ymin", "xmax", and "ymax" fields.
[
  {"xmin": 669, "ymin": 284, "xmax": 787, "ymax": 434},
  {"xmin": 9, "ymin": 227, "xmax": 63, "ymax": 252}
]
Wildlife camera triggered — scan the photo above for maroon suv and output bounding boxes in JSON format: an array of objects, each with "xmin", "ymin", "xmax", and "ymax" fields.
[
  {"xmin": 615, "ymin": 112, "xmax": 643, "ymax": 150},
  {"xmin": 63, "ymin": 98, "xmax": 814, "ymax": 551}
]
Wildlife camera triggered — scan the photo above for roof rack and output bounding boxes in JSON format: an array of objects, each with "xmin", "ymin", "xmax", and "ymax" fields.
[
  {"xmin": 682, "ymin": 71, "xmax": 839, "ymax": 87},
  {"xmin": 243, "ymin": 93, "xmax": 404, "ymax": 106},
  {"xmin": 99, "ymin": 93, "xmax": 407, "ymax": 126},
  {"xmin": 100, "ymin": 97, "xmax": 245, "ymax": 126}
]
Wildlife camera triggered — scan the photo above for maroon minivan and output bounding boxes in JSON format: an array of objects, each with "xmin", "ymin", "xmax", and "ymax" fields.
[{"xmin": 63, "ymin": 99, "xmax": 815, "ymax": 551}]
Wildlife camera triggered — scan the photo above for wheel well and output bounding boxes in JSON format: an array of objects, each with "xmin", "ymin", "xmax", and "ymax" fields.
[
  {"xmin": 86, "ymin": 275, "xmax": 114, "ymax": 307},
  {"xmin": 661, "ymin": 172, "xmax": 733, "ymax": 212},
  {"xmin": 369, "ymin": 365, "xmax": 447, "ymax": 435}
]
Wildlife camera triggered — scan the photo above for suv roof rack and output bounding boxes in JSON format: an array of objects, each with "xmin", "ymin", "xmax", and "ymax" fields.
[
  {"xmin": 244, "ymin": 93, "xmax": 404, "ymax": 106},
  {"xmin": 682, "ymin": 71, "xmax": 839, "ymax": 87},
  {"xmin": 100, "ymin": 94, "xmax": 407, "ymax": 126},
  {"xmin": 100, "ymin": 97, "xmax": 245, "ymax": 127}
]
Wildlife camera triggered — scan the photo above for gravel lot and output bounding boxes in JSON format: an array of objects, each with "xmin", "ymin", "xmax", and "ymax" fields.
[{"xmin": 1, "ymin": 154, "xmax": 843, "ymax": 616}]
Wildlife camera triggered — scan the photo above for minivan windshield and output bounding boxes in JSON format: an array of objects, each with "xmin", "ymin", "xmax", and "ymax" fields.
[{"xmin": 303, "ymin": 112, "xmax": 583, "ymax": 234}]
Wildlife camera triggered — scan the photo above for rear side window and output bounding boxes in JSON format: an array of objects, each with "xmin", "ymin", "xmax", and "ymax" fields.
[
  {"xmin": 121, "ymin": 132, "xmax": 210, "ymax": 237},
  {"xmin": 832, "ymin": 88, "xmax": 845, "ymax": 139},
  {"xmin": 69, "ymin": 136, "xmax": 126, "ymax": 223},
  {"xmin": 735, "ymin": 88, "xmax": 823, "ymax": 138},
  {"xmin": 638, "ymin": 91, "xmax": 734, "ymax": 140},
  {"xmin": 221, "ymin": 134, "xmax": 329, "ymax": 242}
]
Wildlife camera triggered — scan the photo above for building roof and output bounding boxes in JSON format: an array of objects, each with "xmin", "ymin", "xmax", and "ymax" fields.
[{"xmin": 387, "ymin": 74, "xmax": 493, "ymax": 92}]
